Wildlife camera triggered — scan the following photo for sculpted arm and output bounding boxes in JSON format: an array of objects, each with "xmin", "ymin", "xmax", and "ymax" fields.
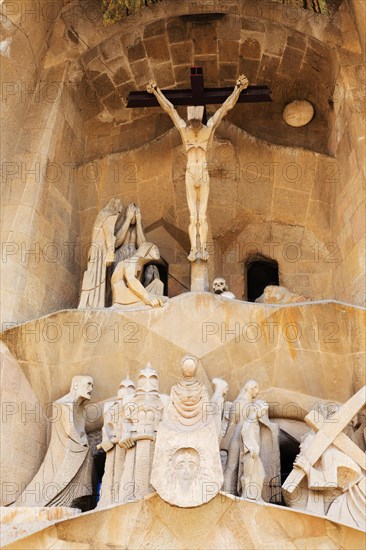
[
  {"xmin": 115, "ymin": 204, "xmax": 135, "ymax": 248},
  {"xmin": 61, "ymin": 403, "xmax": 88, "ymax": 445},
  {"xmin": 147, "ymin": 80, "xmax": 186, "ymax": 130},
  {"xmin": 134, "ymin": 206, "xmax": 146, "ymax": 247},
  {"xmin": 125, "ymin": 262, "xmax": 165, "ymax": 307},
  {"xmin": 102, "ymin": 219, "xmax": 117, "ymax": 265},
  {"xmin": 207, "ymin": 75, "xmax": 249, "ymax": 130},
  {"xmin": 125, "ymin": 263, "xmax": 152, "ymax": 303}
]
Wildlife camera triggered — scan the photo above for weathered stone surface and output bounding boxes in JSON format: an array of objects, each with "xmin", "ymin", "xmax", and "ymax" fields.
[
  {"xmin": 2, "ymin": 493, "xmax": 365, "ymax": 550},
  {"xmin": 0, "ymin": 506, "xmax": 81, "ymax": 547},
  {"xmin": 127, "ymin": 40, "xmax": 147, "ymax": 63},
  {"xmin": 1, "ymin": 297, "xmax": 364, "ymax": 407},
  {"xmin": 0, "ymin": 5, "xmax": 365, "ymax": 550}
]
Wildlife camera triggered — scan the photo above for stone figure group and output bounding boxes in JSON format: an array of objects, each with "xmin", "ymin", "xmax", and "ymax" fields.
[
  {"xmin": 97, "ymin": 363, "xmax": 168, "ymax": 507},
  {"xmin": 78, "ymin": 200, "xmax": 167, "ymax": 310},
  {"xmin": 150, "ymin": 356, "xmax": 227, "ymax": 507},
  {"xmin": 11, "ymin": 361, "xmax": 365, "ymax": 528}
]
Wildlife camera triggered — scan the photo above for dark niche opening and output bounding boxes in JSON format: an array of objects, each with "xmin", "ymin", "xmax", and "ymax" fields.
[
  {"xmin": 246, "ymin": 257, "xmax": 279, "ymax": 302},
  {"xmin": 143, "ymin": 257, "xmax": 169, "ymax": 296},
  {"xmin": 269, "ymin": 429, "xmax": 301, "ymax": 505}
]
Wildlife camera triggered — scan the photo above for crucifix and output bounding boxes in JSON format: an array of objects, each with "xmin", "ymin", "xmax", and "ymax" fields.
[{"xmin": 126, "ymin": 68, "xmax": 271, "ymax": 263}]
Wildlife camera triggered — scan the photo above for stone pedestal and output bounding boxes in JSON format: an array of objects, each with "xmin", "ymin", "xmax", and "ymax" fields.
[{"xmin": 190, "ymin": 260, "xmax": 209, "ymax": 292}]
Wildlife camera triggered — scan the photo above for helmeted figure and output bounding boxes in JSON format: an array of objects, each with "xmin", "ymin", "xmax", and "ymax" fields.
[
  {"xmin": 97, "ymin": 377, "xmax": 136, "ymax": 508},
  {"xmin": 118, "ymin": 364, "xmax": 168, "ymax": 502}
]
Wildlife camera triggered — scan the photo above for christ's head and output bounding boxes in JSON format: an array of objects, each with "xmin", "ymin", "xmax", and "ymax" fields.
[
  {"xmin": 173, "ymin": 448, "xmax": 200, "ymax": 490},
  {"xmin": 187, "ymin": 106, "xmax": 204, "ymax": 131}
]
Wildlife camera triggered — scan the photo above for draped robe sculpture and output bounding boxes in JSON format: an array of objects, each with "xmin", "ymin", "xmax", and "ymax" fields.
[
  {"xmin": 79, "ymin": 201, "xmax": 149, "ymax": 309},
  {"xmin": 78, "ymin": 199, "xmax": 122, "ymax": 309},
  {"xmin": 111, "ymin": 242, "xmax": 168, "ymax": 308},
  {"xmin": 222, "ymin": 380, "xmax": 280, "ymax": 502},
  {"xmin": 14, "ymin": 376, "xmax": 94, "ymax": 508},
  {"xmin": 238, "ymin": 399, "xmax": 268, "ymax": 500},
  {"xmin": 286, "ymin": 430, "xmax": 366, "ymax": 530},
  {"xmin": 151, "ymin": 356, "xmax": 227, "ymax": 507}
]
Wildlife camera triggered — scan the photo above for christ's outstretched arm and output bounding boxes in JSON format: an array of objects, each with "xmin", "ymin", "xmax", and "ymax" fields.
[
  {"xmin": 147, "ymin": 80, "xmax": 186, "ymax": 129},
  {"xmin": 207, "ymin": 74, "xmax": 249, "ymax": 130}
]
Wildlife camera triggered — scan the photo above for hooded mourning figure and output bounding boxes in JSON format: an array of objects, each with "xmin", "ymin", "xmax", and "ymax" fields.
[{"xmin": 13, "ymin": 376, "xmax": 94, "ymax": 508}]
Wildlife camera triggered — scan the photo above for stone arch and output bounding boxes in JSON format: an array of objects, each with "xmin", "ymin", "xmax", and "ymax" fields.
[{"xmin": 64, "ymin": 1, "xmax": 338, "ymax": 160}]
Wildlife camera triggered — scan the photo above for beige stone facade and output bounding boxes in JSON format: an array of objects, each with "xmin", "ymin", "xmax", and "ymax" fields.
[{"xmin": 0, "ymin": 1, "xmax": 365, "ymax": 548}]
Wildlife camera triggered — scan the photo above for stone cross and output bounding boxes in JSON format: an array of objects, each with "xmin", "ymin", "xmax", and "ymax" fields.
[{"xmin": 283, "ymin": 386, "xmax": 366, "ymax": 494}]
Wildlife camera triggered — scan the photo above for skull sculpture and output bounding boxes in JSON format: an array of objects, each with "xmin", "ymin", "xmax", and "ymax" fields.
[
  {"xmin": 212, "ymin": 277, "xmax": 227, "ymax": 294},
  {"xmin": 212, "ymin": 278, "xmax": 236, "ymax": 299}
]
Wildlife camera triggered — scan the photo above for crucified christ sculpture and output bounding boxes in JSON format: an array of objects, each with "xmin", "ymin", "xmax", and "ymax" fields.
[{"xmin": 147, "ymin": 75, "xmax": 249, "ymax": 262}]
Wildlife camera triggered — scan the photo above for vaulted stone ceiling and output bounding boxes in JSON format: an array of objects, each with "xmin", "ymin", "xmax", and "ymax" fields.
[{"xmin": 52, "ymin": 1, "xmax": 340, "ymax": 160}]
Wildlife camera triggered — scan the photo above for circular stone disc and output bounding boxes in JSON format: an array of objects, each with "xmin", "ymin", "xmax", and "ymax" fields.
[{"xmin": 283, "ymin": 100, "xmax": 314, "ymax": 127}]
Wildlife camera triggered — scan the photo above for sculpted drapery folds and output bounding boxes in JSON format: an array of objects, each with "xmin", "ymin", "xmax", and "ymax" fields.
[
  {"xmin": 79, "ymin": 201, "xmax": 150, "ymax": 309},
  {"xmin": 111, "ymin": 242, "xmax": 168, "ymax": 308},
  {"xmin": 287, "ymin": 430, "xmax": 366, "ymax": 530},
  {"xmin": 151, "ymin": 356, "xmax": 227, "ymax": 507},
  {"xmin": 14, "ymin": 376, "xmax": 94, "ymax": 508},
  {"xmin": 222, "ymin": 380, "xmax": 280, "ymax": 501},
  {"xmin": 238, "ymin": 399, "xmax": 268, "ymax": 501},
  {"xmin": 78, "ymin": 198, "xmax": 122, "ymax": 309}
]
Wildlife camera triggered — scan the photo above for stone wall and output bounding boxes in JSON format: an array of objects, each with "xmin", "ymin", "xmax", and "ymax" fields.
[
  {"xmin": 0, "ymin": 0, "xmax": 63, "ymax": 161},
  {"xmin": 0, "ymin": 342, "xmax": 47, "ymax": 505},
  {"xmin": 75, "ymin": 7, "xmax": 340, "ymax": 159},
  {"xmin": 75, "ymin": 122, "xmax": 334, "ymax": 300},
  {"xmin": 329, "ymin": 1, "xmax": 365, "ymax": 304},
  {"xmin": 4, "ymin": 492, "xmax": 365, "ymax": 549},
  {"xmin": 1, "ymin": 63, "xmax": 85, "ymax": 325}
]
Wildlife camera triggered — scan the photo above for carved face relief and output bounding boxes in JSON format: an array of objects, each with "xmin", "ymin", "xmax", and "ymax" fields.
[
  {"xmin": 173, "ymin": 448, "xmax": 200, "ymax": 490},
  {"xmin": 77, "ymin": 377, "xmax": 93, "ymax": 400},
  {"xmin": 144, "ymin": 265, "xmax": 160, "ymax": 286},
  {"xmin": 212, "ymin": 277, "xmax": 227, "ymax": 294},
  {"xmin": 244, "ymin": 380, "xmax": 259, "ymax": 400}
]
